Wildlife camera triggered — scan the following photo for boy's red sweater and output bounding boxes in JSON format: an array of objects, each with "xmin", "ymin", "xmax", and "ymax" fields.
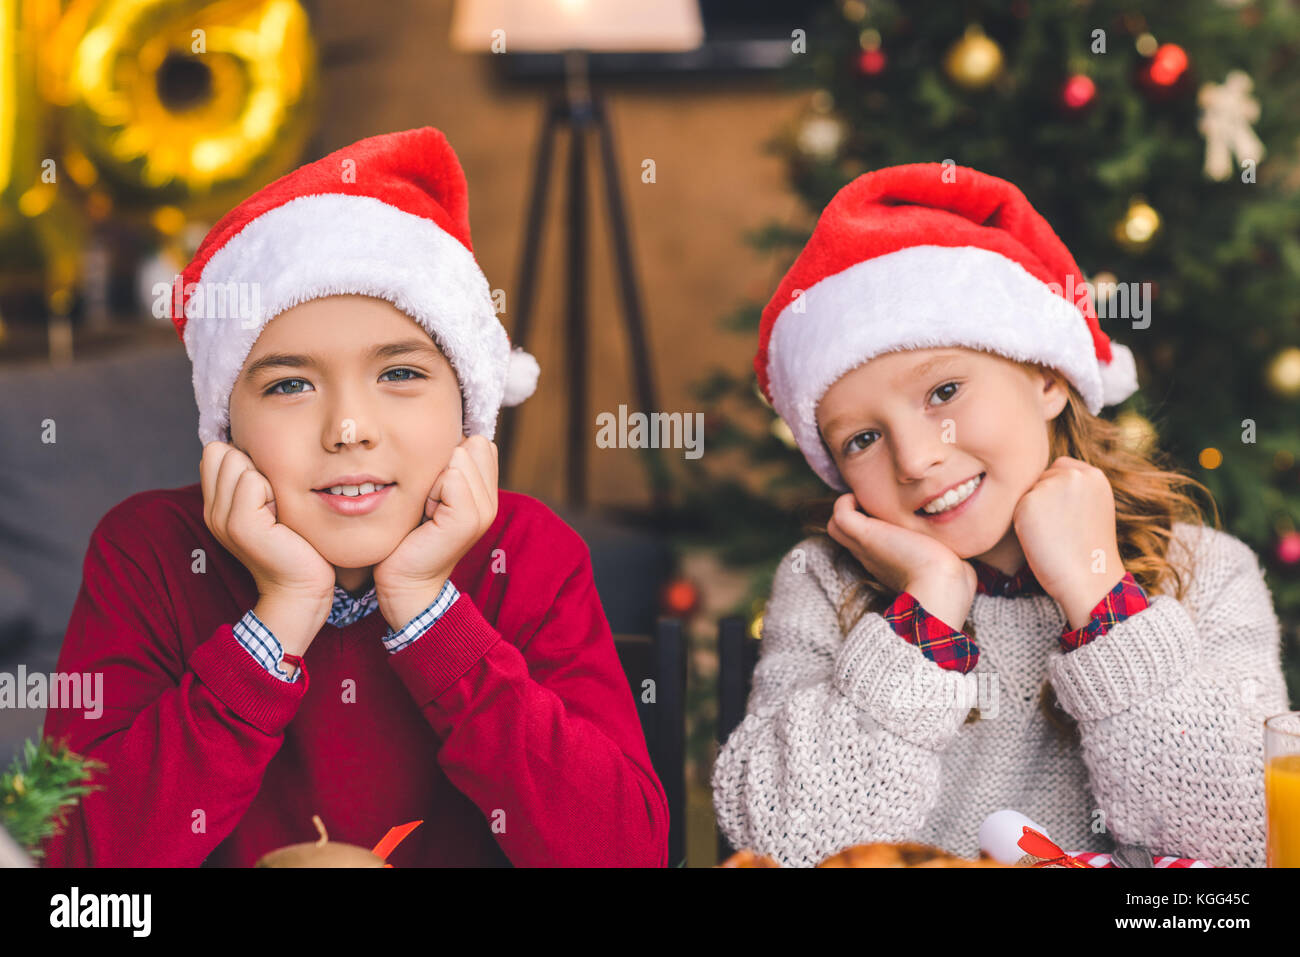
[{"xmin": 40, "ymin": 485, "xmax": 668, "ymax": 867}]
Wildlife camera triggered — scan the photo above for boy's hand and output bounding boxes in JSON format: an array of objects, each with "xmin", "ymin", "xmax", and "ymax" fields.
[
  {"xmin": 374, "ymin": 436, "xmax": 499, "ymax": 630},
  {"xmin": 200, "ymin": 442, "xmax": 336, "ymax": 641},
  {"xmin": 1011, "ymin": 456, "xmax": 1125, "ymax": 628},
  {"xmin": 827, "ymin": 492, "xmax": 977, "ymax": 632}
]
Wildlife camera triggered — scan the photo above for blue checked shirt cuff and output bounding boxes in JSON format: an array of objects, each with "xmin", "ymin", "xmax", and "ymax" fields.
[
  {"xmin": 382, "ymin": 580, "xmax": 460, "ymax": 654},
  {"xmin": 233, "ymin": 609, "xmax": 302, "ymax": 683}
]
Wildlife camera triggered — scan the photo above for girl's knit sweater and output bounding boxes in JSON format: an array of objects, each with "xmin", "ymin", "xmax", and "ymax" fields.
[{"xmin": 711, "ymin": 521, "xmax": 1291, "ymax": 867}]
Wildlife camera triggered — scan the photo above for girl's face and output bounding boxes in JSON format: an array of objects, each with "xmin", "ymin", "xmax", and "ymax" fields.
[
  {"xmin": 816, "ymin": 347, "xmax": 1068, "ymax": 575},
  {"xmin": 227, "ymin": 294, "xmax": 464, "ymax": 593}
]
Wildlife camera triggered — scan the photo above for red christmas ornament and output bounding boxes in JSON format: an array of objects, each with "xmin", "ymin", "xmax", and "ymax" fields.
[
  {"xmin": 856, "ymin": 48, "xmax": 887, "ymax": 76},
  {"xmin": 1148, "ymin": 43, "xmax": 1188, "ymax": 85},
  {"xmin": 661, "ymin": 577, "xmax": 700, "ymax": 617},
  {"xmin": 1277, "ymin": 531, "xmax": 1300, "ymax": 565},
  {"xmin": 1061, "ymin": 74, "xmax": 1096, "ymax": 112},
  {"xmin": 1136, "ymin": 43, "xmax": 1193, "ymax": 102}
]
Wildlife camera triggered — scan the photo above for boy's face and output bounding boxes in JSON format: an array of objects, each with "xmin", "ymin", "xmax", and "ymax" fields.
[
  {"xmin": 228, "ymin": 294, "xmax": 464, "ymax": 589},
  {"xmin": 816, "ymin": 346, "xmax": 1068, "ymax": 574}
]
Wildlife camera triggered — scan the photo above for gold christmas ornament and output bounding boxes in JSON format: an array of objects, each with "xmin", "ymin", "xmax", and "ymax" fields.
[
  {"xmin": 749, "ymin": 598, "xmax": 766, "ymax": 641},
  {"xmin": 1113, "ymin": 197, "xmax": 1161, "ymax": 253},
  {"xmin": 943, "ymin": 25, "xmax": 1004, "ymax": 90},
  {"xmin": 1265, "ymin": 346, "xmax": 1300, "ymax": 399},
  {"xmin": 771, "ymin": 415, "xmax": 798, "ymax": 449},
  {"xmin": 796, "ymin": 112, "xmax": 847, "ymax": 162},
  {"xmin": 1114, "ymin": 410, "xmax": 1157, "ymax": 457}
]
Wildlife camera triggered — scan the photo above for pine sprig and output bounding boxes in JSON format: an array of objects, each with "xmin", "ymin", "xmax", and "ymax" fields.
[{"xmin": 0, "ymin": 736, "xmax": 105, "ymax": 861}]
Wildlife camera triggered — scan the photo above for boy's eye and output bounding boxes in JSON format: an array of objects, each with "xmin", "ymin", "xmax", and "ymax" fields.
[
  {"xmin": 380, "ymin": 367, "xmax": 427, "ymax": 383},
  {"xmin": 264, "ymin": 368, "xmax": 427, "ymax": 396},
  {"xmin": 842, "ymin": 382, "xmax": 960, "ymax": 455},
  {"xmin": 265, "ymin": 378, "xmax": 312, "ymax": 396}
]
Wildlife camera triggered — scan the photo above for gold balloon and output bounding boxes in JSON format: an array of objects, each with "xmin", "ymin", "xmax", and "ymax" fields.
[
  {"xmin": 1113, "ymin": 197, "xmax": 1161, "ymax": 253},
  {"xmin": 1, "ymin": 0, "xmax": 47, "ymax": 236},
  {"xmin": 49, "ymin": 0, "xmax": 318, "ymax": 217},
  {"xmin": 944, "ymin": 25, "xmax": 1004, "ymax": 90},
  {"xmin": 1265, "ymin": 346, "xmax": 1300, "ymax": 399},
  {"xmin": 0, "ymin": 0, "xmax": 88, "ymax": 322}
]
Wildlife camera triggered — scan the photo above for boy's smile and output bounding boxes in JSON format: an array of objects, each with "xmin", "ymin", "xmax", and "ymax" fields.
[
  {"xmin": 313, "ymin": 478, "xmax": 398, "ymax": 516},
  {"xmin": 816, "ymin": 347, "xmax": 1069, "ymax": 576},
  {"xmin": 227, "ymin": 294, "xmax": 465, "ymax": 592}
]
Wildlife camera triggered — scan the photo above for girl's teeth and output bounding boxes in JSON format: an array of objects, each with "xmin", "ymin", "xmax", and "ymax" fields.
[
  {"xmin": 922, "ymin": 474, "xmax": 982, "ymax": 514},
  {"xmin": 326, "ymin": 482, "xmax": 387, "ymax": 497}
]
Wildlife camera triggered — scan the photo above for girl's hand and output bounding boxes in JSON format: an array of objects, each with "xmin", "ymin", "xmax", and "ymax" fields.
[
  {"xmin": 1012, "ymin": 456, "xmax": 1125, "ymax": 628},
  {"xmin": 373, "ymin": 436, "xmax": 499, "ymax": 629},
  {"xmin": 199, "ymin": 442, "xmax": 336, "ymax": 607},
  {"xmin": 827, "ymin": 492, "xmax": 978, "ymax": 631}
]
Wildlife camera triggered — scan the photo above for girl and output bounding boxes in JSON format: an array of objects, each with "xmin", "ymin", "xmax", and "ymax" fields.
[{"xmin": 712, "ymin": 162, "xmax": 1291, "ymax": 868}]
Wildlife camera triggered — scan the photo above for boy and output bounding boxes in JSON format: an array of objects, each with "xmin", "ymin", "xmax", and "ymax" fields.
[{"xmin": 40, "ymin": 127, "xmax": 669, "ymax": 867}]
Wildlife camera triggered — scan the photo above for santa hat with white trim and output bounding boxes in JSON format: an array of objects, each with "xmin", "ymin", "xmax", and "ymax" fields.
[
  {"xmin": 754, "ymin": 162, "xmax": 1139, "ymax": 492},
  {"xmin": 171, "ymin": 126, "xmax": 539, "ymax": 446}
]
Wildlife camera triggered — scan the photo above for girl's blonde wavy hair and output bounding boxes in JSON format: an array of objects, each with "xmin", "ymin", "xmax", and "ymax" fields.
[{"xmin": 797, "ymin": 362, "xmax": 1221, "ymax": 745}]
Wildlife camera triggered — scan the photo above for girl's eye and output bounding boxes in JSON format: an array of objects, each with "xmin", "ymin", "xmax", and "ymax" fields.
[
  {"xmin": 843, "ymin": 382, "xmax": 960, "ymax": 455},
  {"xmin": 265, "ymin": 378, "xmax": 312, "ymax": 396},
  {"xmin": 380, "ymin": 367, "xmax": 427, "ymax": 383},
  {"xmin": 930, "ymin": 381, "xmax": 960, "ymax": 404},
  {"xmin": 845, "ymin": 431, "xmax": 878, "ymax": 454}
]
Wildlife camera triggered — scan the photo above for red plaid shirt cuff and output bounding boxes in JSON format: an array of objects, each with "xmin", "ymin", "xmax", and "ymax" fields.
[
  {"xmin": 1058, "ymin": 571, "xmax": 1149, "ymax": 653},
  {"xmin": 883, "ymin": 591, "xmax": 979, "ymax": 673}
]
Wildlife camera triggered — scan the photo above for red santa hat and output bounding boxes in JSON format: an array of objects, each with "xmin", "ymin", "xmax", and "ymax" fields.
[
  {"xmin": 171, "ymin": 126, "xmax": 539, "ymax": 446},
  {"xmin": 754, "ymin": 162, "xmax": 1139, "ymax": 491}
]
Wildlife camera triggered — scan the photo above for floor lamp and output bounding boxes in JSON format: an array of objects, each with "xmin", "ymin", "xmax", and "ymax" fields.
[{"xmin": 451, "ymin": 0, "xmax": 704, "ymax": 510}]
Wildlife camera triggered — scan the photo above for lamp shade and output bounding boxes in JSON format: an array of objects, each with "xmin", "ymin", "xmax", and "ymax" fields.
[{"xmin": 450, "ymin": 0, "xmax": 704, "ymax": 53}]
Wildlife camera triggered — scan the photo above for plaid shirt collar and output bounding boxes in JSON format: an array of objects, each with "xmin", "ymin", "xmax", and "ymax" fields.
[
  {"xmin": 969, "ymin": 557, "xmax": 1046, "ymax": 597},
  {"xmin": 329, "ymin": 582, "xmax": 379, "ymax": 627}
]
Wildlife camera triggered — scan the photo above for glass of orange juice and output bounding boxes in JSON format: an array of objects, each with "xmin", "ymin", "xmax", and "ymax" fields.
[{"xmin": 1266, "ymin": 712, "xmax": 1300, "ymax": 867}]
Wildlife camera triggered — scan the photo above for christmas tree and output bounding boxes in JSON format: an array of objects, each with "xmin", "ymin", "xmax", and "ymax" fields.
[{"xmin": 678, "ymin": 0, "xmax": 1300, "ymax": 703}]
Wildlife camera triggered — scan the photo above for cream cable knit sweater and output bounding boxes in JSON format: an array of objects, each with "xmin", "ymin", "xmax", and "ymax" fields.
[{"xmin": 711, "ymin": 521, "xmax": 1291, "ymax": 867}]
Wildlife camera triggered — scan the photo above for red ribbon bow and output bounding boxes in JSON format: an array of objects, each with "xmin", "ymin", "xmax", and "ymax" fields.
[
  {"xmin": 372, "ymin": 820, "xmax": 423, "ymax": 868},
  {"xmin": 1017, "ymin": 826, "xmax": 1090, "ymax": 868}
]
